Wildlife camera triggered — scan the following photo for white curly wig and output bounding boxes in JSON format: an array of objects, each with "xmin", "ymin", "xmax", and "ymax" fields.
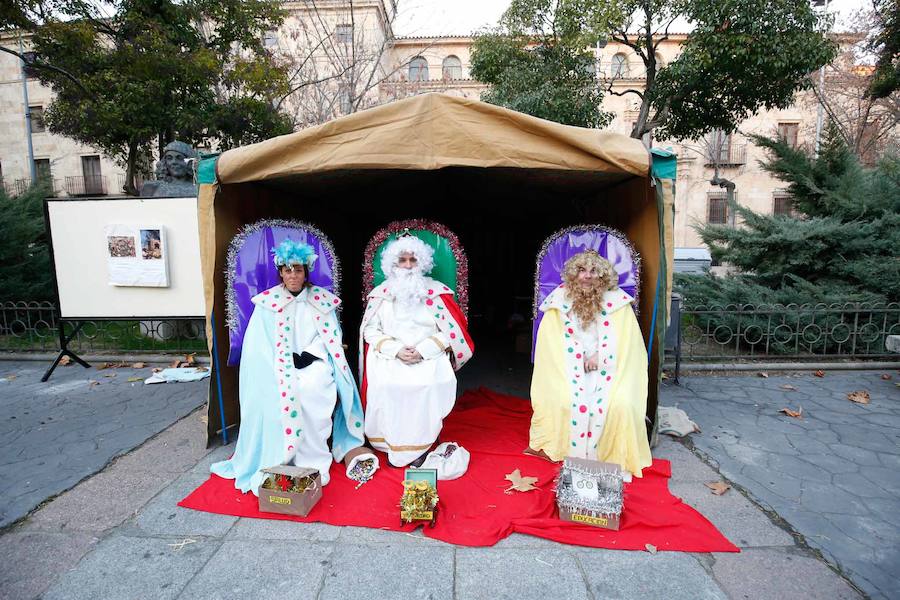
[{"xmin": 381, "ymin": 236, "xmax": 435, "ymax": 277}]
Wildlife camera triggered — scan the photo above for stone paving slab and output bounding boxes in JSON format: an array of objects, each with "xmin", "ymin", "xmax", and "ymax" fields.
[
  {"xmin": 456, "ymin": 548, "xmax": 589, "ymax": 600},
  {"xmin": 179, "ymin": 540, "xmax": 332, "ymax": 599},
  {"xmin": 320, "ymin": 543, "xmax": 455, "ymax": 600},
  {"xmin": 41, "ymin": 534, "xmax": 221, "ymax": 600},
  {"xmin": 711, "ymin": 547, "xmax": 862, "ymax": 600},
  {"xmin": 129, "ymin": 471, "xmax": 238, "ymax": 538},
  {"xmin": 0, "ymin": 530, "xmax": 98, "ymax": 600},
  {"xmin": 0, "ymin": 361, "xmax": 206, "ymax": 528},
  {"xmin": 665, "ymin": 370, "xmax": 898, "ymax": 599},
  {"xmin": 574, "ymin": 548, "xmax": 728, "ymax": 600}
]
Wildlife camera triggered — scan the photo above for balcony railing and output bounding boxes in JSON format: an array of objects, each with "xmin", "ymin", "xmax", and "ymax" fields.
[
  {"xmin": 2, "ymin": 178, "xmax": 62, "ymax": 197},
  {"xmin": 65, "ymin": 175, "xmax": 108, "ymax": 196},
  {"xmin": 704, "ymin": 144, "xmax": 747, "ymax": 167}
]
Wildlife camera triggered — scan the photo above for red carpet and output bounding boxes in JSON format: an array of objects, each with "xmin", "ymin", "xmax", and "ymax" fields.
[{"xmin": 179, "ymin": 388, "xmax": 739, "ymax": 552}]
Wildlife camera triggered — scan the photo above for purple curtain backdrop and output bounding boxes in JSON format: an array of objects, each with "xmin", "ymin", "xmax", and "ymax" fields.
[
  {"xmin": 228, "ymin": 226, "xmax": 336, "ymax": 366},
  {"xmin": 532, "ymin": 229, "xmax": 640, "ymax": 361}
]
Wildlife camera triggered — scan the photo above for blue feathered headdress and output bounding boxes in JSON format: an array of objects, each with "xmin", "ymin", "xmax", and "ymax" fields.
[{"xmin": 272, "ymin": 239, "xmax": 318, "ymax": 268}]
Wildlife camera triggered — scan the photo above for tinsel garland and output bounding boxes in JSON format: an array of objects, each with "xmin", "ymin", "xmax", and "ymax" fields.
[
  {"xmin": 555, "ymin": 462, "xmax": 624, "ymax": 517},
  {"xmin": 533, "ymin": 225, "xmax": 642, "ymax": 319},
  {"xmin": 362, "ymin": 219, "xmax": 469, "ymax": 316},
  {"xmin": 225, "ymin": 219, "xmax": 341, "ymax": 332}
]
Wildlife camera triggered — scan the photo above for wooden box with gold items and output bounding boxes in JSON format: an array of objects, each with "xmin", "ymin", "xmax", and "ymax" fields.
[
  {"xmin": 556, "ymin": 457, "xmax": 623, "ymax": 530},
  {"xmin": 258, "ymin": 465, "xmax": 322, "ymax": 517},
  {"xmin": 400, "ymin": 468, "xmax": 439, "ymax": 527}
]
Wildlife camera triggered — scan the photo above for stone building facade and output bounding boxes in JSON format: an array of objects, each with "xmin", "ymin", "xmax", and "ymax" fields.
[{"xmin": 0, "ymin": 4, "xmax": 855, "ymax": 250}]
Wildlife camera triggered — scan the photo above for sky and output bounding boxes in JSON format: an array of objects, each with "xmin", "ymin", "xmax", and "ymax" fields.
[{"xmin": 393, "ymin": 0, "xmax": 871, "ymax": 37}]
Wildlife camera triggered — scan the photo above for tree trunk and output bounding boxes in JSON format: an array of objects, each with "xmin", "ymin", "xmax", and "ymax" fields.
[{"xmin": 124, "ymin": 140, "xmax": 139, "ymax": 196}]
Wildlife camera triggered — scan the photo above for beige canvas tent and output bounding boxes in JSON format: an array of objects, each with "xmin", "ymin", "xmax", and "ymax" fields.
[{"xmin": 197, "ymin": 93, "xmax": 676, "ymax": 445}]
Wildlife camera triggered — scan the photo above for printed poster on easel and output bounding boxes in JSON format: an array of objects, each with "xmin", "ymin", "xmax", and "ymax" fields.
[{"xmin": 105, "ymin": 224, "xmax": 170, "ymax": 287}]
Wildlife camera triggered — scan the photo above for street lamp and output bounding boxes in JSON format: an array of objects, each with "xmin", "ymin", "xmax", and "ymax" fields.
[{"xmin": 813, "ymin": 0, "xmax": 830, "ymax": 157}]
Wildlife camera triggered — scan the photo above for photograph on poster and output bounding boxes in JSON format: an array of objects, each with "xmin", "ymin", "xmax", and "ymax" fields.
[
  {"xmin": 104, "ymin": 224, "xmax": 169, "ymax": 287},
  {"xmin": 108, "ymin": 236, "xmax": 136, "ymax": 258},
  {"xmin": 141, "ymin": 229, "xmax": 163, "ymax": 260}
]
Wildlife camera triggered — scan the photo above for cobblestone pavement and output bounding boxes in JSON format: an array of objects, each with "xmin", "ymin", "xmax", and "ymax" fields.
[
  {"xmin": 0, "ymin": 361, "xmax": 206, "ymax": 529},
  {"xmin": 663, "ymin": 370, "xmax": 900, "ymax": 600}
]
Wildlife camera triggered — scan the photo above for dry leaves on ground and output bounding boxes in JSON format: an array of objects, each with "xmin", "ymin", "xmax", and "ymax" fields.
[
  {"xmin": 645, "ymin": 543, "xmax": 657, "ymax": 554},
  {"xmin": 705, "ymin": 481, "xmax": 731, "ymax": 496},
  {"xmin": 96, "ymin": 361, "xmax": 129, "ymax": 370},
  {"xmin": 127, "ymin": 377, "xmax": 143, "ymax": 382},
  {"xmin": 4, "ymin": 374, "xmax": 17, "ymax": 381},
  {"xmin": 881, "ymin": 374, "xmax": 892, "ymax": 381},
  {"xmin": 847, "ymin": 390, "xmax": 870, "ymax": 405},
  {"xmin": 779, "ymin": 406, "xmax": 803, "ymax": 418},
  {"xmin": 103, "ymin": 373, "xmax": 117, "ymax": 378},
  {"xmin": 88, "ymin": 380, "xmax": 100, "ymax": 387},
  {"xmin": 132, "ymin": 362, "xmax": 146, "ymax": 369},
  {"xmin": 757, "ymin": 372, "xmax": 769, "ymax": 378},
  {"xmin": 779, "ymin": 384, "xmax": 798, "ymax": 391},
  {"xmin": 59, "ymin": 356, "xmax": 71, "ymax": 366},
  {"xmin": 504, "ymin": 469, "xmax": 539, "ymax": 493},
  {"xmin": 813, "ymin": 370, "xmax": 826, "ymax": 378},
  {"xmin": 170, "ymin": 353, "xmax": 197, "ymax": 368}
]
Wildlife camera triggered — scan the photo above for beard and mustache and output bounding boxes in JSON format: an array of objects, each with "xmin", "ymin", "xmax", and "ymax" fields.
[
  {"xmin": 565, "ymin": 278, "xmax": 608, "ymax": 327},
  {"xmin": 387, "ymin": 266, "xmax": 428, "ymax": 308}
]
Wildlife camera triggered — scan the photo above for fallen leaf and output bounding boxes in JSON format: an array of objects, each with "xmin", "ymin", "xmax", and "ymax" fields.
[
  {"xmin": 779, "ymin": 384, "xmax": 798, "ymax": 391},
  {"xmin": 645, "ymin": 543, "xmax": 657, "ymax": 554},
  {"xmin": 96, "ymin": 362, "xmax": 111, "ymax": 370},
  {"xmin": 881, "ymin": 374, "xmax": 892, "ymax": 381},
  {"xmin": 199, "ymin": 414, "xmax": 208, "ymax": 424},
  {"xmin": 185, "ymin": 353, "xmax": 196, "ymax": 365},
  {"xmin": 103, "ymin": 373, "xmax": 117, "ymax": 378},
  {"xmin": 813, "ymin": 370, "xmax": 826, "ymax": 378},
  {"xmin": 88, "ymin": 380, "xmax": 100, "ymax": 387},
  {"xmin": 661, "ymin": 372, "xmax": 669, "ymax": 380},
  {"xmin": 169, "ymin": 358, "xmax": 181, "ymax": 368},
  {"xmin": 127, "ymin": 377, "xmax": 143, "ymax": 382},
  {"xmin": 5, "ymin": 374, "xmax": 17, "ymax": 381},
  {"xmin": 132, "ymin": 362, "xmax": 146, "ymax": 369},
  {"xmin": 779, "ymin": 406, "xmax": 803, "ymax": 418},
  {"xmin": 152, "ymin": 367, "xmax": 162, "ymax": 373},
  {"xmin": 757, "ymin": 372, "xmax": 769, "ymax": 378},
  {"xmin": 504, "ymin": 469, "xmax": 539, "ymax": 493},
  {"xmin": 196, "ymin": 366, "xmax": 209, "ymax": 372},
  {"xmin": 847, "ymin": 390, "xmax": 870, "ymax": 405},
  {"xmin": 59, "ymin": 356, "xmax": 71, "ymax": 366},
  {"xmin": 705, "ymin": 481, "xmax": 731, "ymax": 496}
]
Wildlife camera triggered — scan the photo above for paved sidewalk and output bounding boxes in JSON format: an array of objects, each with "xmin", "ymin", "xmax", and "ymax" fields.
[
  {"xmin": 664, "ymin": 370, "xmax": 899, "ymax": 600},
  {"xmin": 1, "ymin": 409, "xmax": 861, "ymax": 600},
  {"xmin": 0, "ymin": 361, "xmax": 207, "ymax": 529}
]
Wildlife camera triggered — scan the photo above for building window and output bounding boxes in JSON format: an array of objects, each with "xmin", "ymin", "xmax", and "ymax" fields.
[
  {"xmin": 262, "ymin": 30, "xmax": 278, "ymax": 49},
  {"xmin": 408, "ymin": 56, "xmax": 429, "ymax": 81},
  {"xmin": 611, "ymin": 53, "xmax": 629, "ymax": 78},
  {"xmin": 707, "ymin": 192, "xmax": 728, "ymax": 224},
  {"xmin": 29, "ymin": 105, "xmax": 45, "ymax": 133},
  {"xmin": 34, "ymin": 158, "xmax": 51, "ymax": 184},
  {"xmin": 442, "ymin": 55, "xmax": 462, "ymax": 79},
  {"xmin": 334, "ymin": 24, "xmax": 353, "ymax": 44},
  {"xmin": 773, "ymin": 194, "xmax": 794, "ymax": 216},
  {"xmin": 706, "ymin": 129, "xmax": 731, "ymax": 163},
  {"xmin": 777, "ymin": 122, "xmax": 799, "ymax": 148},
  {"xmin": 82, "ymin": 155, "xmax": 103, "ymax": 194}
]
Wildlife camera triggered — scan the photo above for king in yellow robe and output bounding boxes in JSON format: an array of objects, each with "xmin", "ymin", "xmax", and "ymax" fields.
[{"xmin": 528, "ymin": 253, "xmax": 652, "ymax": 479}]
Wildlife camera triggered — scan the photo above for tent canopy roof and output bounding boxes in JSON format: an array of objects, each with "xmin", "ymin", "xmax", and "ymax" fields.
[{"xmin": 214, "ymin": 93, "xmax": 650, "ymax": 186}]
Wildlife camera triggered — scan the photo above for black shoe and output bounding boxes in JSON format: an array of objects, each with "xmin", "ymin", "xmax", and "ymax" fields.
[{"xmin": 409, "ymin": 449, "xmax": 431, "ymax": 468}]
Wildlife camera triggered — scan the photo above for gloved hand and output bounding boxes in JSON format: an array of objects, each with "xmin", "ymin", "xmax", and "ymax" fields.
[{"xmin": 293, "ymin": 351, "xmax": 320, "ymax": 369}]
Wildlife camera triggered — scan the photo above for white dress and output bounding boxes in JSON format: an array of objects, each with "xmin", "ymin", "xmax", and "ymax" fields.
[
  {"xmin": 363, "ymin": 297, "xmax": 456, "ymax": 466},
  {"xmin": 288, "ymin": 289, "xmax": 337, "ymax": 482}
]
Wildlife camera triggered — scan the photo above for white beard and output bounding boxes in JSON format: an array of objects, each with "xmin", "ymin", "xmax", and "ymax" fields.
[{"xmin": 387, "ymin": 267, "xmax": 428, "ymax": 309}]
